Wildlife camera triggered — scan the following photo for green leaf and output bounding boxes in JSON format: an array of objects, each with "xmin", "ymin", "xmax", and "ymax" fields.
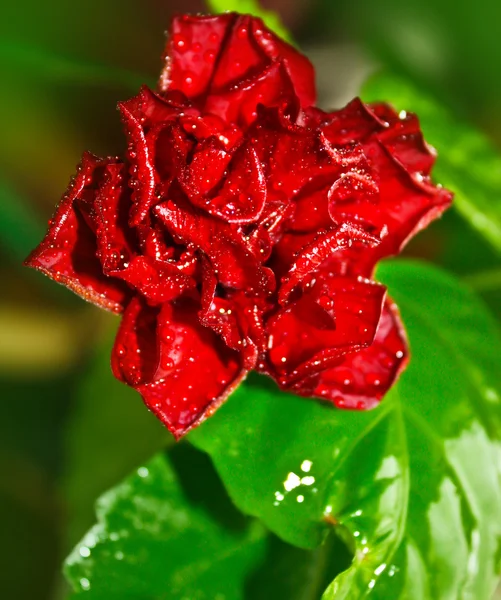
[
  {"xmin": 246, "ymin": 530, "xmax": 352, "ymax": 599},
  {"xmin": 191, "ymin": 260, "xmax": 501, "ymax": 599},
  {"xmin": 64, "ymin": 445, "xmax": 267, "ymax": 599},
  {"xmin": 362, "ymin": 72, "xmax": 501, "ymax": 254},
  {"xmin": 206, "ymin": 0, "xmax": 293, "ymax": 44}
]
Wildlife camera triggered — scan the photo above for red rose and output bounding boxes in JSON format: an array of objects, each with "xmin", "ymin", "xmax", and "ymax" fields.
[{"xmin": 25, "ymin": 13, "xmax": 452, "ymax": 438}]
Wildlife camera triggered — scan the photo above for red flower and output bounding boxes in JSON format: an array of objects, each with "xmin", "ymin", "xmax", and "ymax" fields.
[{"xmin": 25, "ymin": 13, "xmax": 452, "ymax": 438}]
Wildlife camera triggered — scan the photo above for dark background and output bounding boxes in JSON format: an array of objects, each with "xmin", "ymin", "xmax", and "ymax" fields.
[{"xmin": 1, "ymin": 1, "xmax": 500, "ymax": 598}]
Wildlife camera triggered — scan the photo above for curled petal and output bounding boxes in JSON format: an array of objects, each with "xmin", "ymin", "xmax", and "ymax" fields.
[
  {"xmin": 317, "ymin": 99, "xmax": 453, "ymax": 274},
  {"xmin": 199, "ymin": 263, "xmax": 266, "ymax": 368},
  {"xmin": 93, "ymin": 161, "xmax": 136, "ymax": 272},
  {"xmin": 320, "ymin": 98, "xmax": 388, "ymax": 146},
  {"xmin": 248, "ymin": 19, "xmax": 315, "ymax": 108},
  {"xmin": 292, "ymin": 300, "xmax": 408, "ymax": 410},
  {"xmin": 155, "ymin": 199, "xmax": 275, "ymax": 294},
  {"xmin": 264, "ymin": 275, "xmax": 386, "ymax": 386},
  {"xmin": 93, "ymin": 164, "xmax": 195, "ymax": 304},
  {"xmin": 24, "ymin": 153, "xmax": 131, "ymax": 313},
  {"xmin": 160, "ymin": 14, "xmax": 235, "ymax": 99},
  {"xmin": 180, "ymin": 137, "xmax": 232, "ymax": 198},
  {"xmin": 326, "ymin": 142, "xmax": 452, "ymax": 275},
  {"xmin": 204, "ymin": 62, "xmax": 299, "ymax": 128},
  {"xmin": 118, "ymin": 86, "xmax": 194, "ymax": 225},
  {"xmin": 160, "ymin": 13, "xmax": 315, "ymax": 119},
  {"xmin": 180, "ymin": 113, "xmax": 242, "ymax": 148},
  {"xmin": 183, "ymin": 141, "xmax": 267, "ymax": 224},
  {"xmin": 109, "ymin": 256, "xmax": 196, "ymax": 305},
  {"xmin": 371, "ymin": 104, "xmax": 436, "ymax": 175},
  {"xmin": 278, "ymin": 223, "xmax": 380, "ymax": 305},
  {"xmin": 254, "ymin": 121, "xmax": 338, "ymax": 200},
  {"xmin": 112, "ymin": 296, "xmax": 247, "ymax": 439}
]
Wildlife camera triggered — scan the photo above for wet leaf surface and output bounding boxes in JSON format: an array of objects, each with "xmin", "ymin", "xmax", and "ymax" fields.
[
  {"xmin": 64, "ymin": 444, "xmax": 267, "ymax": 599},
  {"xmin": 191, "ymin": 260, "xmax": 501, "ymax": 598}
]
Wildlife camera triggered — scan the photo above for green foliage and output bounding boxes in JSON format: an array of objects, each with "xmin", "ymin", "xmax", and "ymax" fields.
[
  {"xmin": 65, "ymin": 445, "xmax": 267, "ymax": 599},
  {"xmin": 206, "ymin": 0, "xmax": 293, "ymax": 44},
  {"xmin": 65, "ymin": 261, "xmax": 501, "ymax": 599},
  {"xmin": 6, "ymin": 1, "xmax": 501, "ymax": 597},
  {"xmin": 363, "ymin": 73, "xmax": 501, "ymax": 254},
  {"xmin": 191, "ymin": 261, "xmax": 501, "ymax": 598}
]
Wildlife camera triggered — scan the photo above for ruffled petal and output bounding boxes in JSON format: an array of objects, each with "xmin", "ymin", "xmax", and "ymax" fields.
[
  {"xmin": 24, "ymin": 152, "xmax": 131, "ymax": 313},
  {"xmin": 92, "ymin": 162, "xmax": 196, "ymax": 304},
  {"xmin": 159, "ymin": 14, "xmax": 235, "ymax": 99},
  {"xmin": 371, "ymin": 103, "xmax": 436, "ymax": 174},
  {"xmin": 264, "ymin": 275, "xmax": 386, "ymax": 386},
  {"xmin": 112, "ymin": 295, "xmax": 247, "ymax": 438},
  {"xmin": 181, "ymin": 139, "xmax": 267, "ymax": 224},
  {"xmin": 160, "ymin": 13, "xmax": 315, "ymax": 121},
  {"xmin": 277, "ymin": 223, "xmax": 380, "ymax": 304},
  {"xmin": 320, "ymin": 99, "xmax": 452, "ymax": 275},
  {"xmin": 291, "ymin": 300, "xmax": 408, "ymax": 409},
  {"xmin": 155, "ymin": 198, "xmax": 274, "ymax": 294},
  {"xmin": 118, "ymin": 86, "xmax": 194, "ymax": 225},
  {"xmin": 203, "ymin": 62, "xmax": 299, "ymax": 128}
]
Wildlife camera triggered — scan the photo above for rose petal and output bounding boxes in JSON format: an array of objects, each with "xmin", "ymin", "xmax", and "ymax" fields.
[
  {"xmin": 371, "ymin": 103, "xmax": 436, "ymax": 174},
  {"xmin": 118, "ymin": 86, "xmax": 194, "ymax": 225},
  {"xmin": 182, "ymin": 140, "xmax": 267, "ymax": 224},
  {"xmin": 278, "ymin": 223, "xmax": 381, "ymax": 304},
  {"xmin": 24, "ymin": 152, "xmax": 131, "ymax": 313},
  {"xmin": 249, "ymin": 18, "xmax": 315, "ymax": 108},
  {"xmin": 93, "ymin": 161, "xmax": 136, "ymax": 273},
  {"xmin": 92, "ymin": 163, "xmax": 195, "ymax": 304},
  {"xmin": 203, "ymin": 61, "xmax": 299, "ymax": 128},
  {"xmin": 326, "ymin": 142, "xmax": 452, "ymax": 275},
  {"xmin": 160, "ymin": 13, "xmax": 315, "ymax": 120},
  {"xmin": 155, "ymin": 198, "xmax": 275, "ymax": 294},
  {"xmin": 264, "ymin": 275, "xmax": 386, "ymax": 386},
  {"xmin": 292, "ymin": 300, "xmax": 408, "ymax": 410},
  {"xmin": 320, "ymin": 98, "xmax": 388, "ymax": 146},
  {"xmin": 317, "ymin": 99, "xmax": 452, "ymax": 276},
  {"xmin": 160, "ymin": 13, "xmax": 235, "ymax": 99},
  {"xmin": 112, "ymin": 295, "xmax": 246, "ymax": 439}
]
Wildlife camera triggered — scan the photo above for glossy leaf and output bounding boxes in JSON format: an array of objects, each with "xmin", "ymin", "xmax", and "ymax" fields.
[
  {"xmin": 190, "ymin": 260, "xmax": 501, "ymax": 599},
  {"xmin": 65, "ymin": 445, "xmax": 266, "ymax": 599},
  {"xmin": 363, "ymin": 73, "xmax": 501, "ymax": 254},
  {"xmin": 206, "ymin": 0, "xmax": 293, "ymax": 44}
]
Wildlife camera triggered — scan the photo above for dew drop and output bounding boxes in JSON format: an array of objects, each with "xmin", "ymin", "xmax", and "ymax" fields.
[
  {"xmin": 80, "ymin": 578, "xmax": 90, "ymax": 591},
  {"xmin": 366, "ymin": 373, "xmax": 381, "ymax": 387},
  {"xmin": 172, "ymin": 34, "xmax": 188, "ymax": 52}
]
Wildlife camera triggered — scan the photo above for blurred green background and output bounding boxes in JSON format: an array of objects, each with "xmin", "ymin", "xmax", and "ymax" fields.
[{"xmin": 1, "ymin": 1, "xmax": 500, "ymax": 598}]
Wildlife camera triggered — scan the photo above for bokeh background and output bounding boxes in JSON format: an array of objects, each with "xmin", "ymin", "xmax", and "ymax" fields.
[{"xmin": 1, "ymin": 1, "xmax": 500, "ymax": 598}]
